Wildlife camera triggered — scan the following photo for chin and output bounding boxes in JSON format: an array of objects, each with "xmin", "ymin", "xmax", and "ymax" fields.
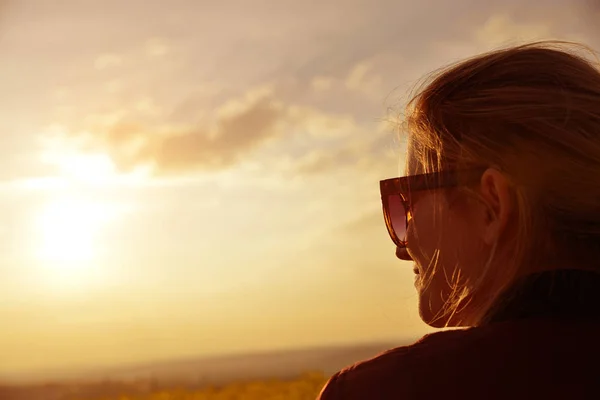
[
  {"xmin": 418, "ymin": 292, "xmax": 467, "ymax": 328},
  {"xmin": 419, "ymin": 303, "xmax": 474, "ymax": 328},
  {"xmin": 419, "ymin": 308, "xmax": 450, "ymax": 328}
]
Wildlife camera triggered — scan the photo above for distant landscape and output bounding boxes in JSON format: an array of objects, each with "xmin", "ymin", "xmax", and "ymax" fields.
[{"xmin": 0, "ymin": 339, "xmax": 413, "ymax": 400}]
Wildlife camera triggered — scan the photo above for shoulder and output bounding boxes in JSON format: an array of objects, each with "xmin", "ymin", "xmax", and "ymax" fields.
[
  {"xmin": 318, "ymin": 319, "xmax": 600, "ymax": 400},
  {"xmin": 317, "ymin": 328, "xmax": 472, "ymax": 399}
]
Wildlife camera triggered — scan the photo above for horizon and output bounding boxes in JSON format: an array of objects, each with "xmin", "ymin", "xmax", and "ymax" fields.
[
  {"xmin": 0, "ymin": 337, "xmax": 412, "ymax": 385},
  {"xmin": 1, "ymin": 0, "xmax": 599, "ymax": 377}
]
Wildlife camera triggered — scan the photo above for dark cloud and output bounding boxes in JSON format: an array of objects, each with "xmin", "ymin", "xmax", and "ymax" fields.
[
  {"xmin": 66, "ymin": 90, "xmax": 383, "ymax": 177},
  {"xmin": 152, "ymin": 96, "xmax": 283, "ymax": 173},
  {"xmin": 82, "ymin": 93, "xmax": 286, "ymax": 175}
]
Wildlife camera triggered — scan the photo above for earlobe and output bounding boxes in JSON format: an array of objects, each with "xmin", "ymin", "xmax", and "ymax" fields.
[{"xmin": 482, "ymin": 205, "xmax": 501, "ymax": 245}]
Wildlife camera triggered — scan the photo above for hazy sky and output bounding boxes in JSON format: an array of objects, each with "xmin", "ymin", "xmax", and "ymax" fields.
[{"xmin": 0, "ymin": 0, "xmax": 599, "ymax": 376}]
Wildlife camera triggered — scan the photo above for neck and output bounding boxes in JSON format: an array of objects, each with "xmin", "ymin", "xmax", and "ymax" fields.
[{"xmin": 480, "ymin": 268, "xmax": 600, "ymax": 325}]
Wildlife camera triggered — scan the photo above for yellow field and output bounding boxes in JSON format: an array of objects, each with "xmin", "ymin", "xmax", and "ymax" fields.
[{"xmin": 75, "ymin": 371, "xmax": 329, "ymax": 400}]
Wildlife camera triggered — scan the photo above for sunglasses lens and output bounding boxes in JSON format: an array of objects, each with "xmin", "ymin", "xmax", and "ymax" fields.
[{"xmin": 386, "ymin": 194, "xmax": 407, "ymax": 245}]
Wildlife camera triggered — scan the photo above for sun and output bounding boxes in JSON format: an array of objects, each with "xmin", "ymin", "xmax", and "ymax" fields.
[
  {"xmin": 30, "ymin": 129, "xmax": 139, "ymax": 289},
  {"xmin": 58, "ymin": 152, "xmax": 117, "ymax": 184},
  {"xmin": 34, "ymin": 195, "xmax": 115, "ymax": 276}
]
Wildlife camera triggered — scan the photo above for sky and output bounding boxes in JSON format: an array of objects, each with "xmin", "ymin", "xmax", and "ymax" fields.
[{"xmin": 0, "ymin": 0, "xmax": 599, "ymax": 377}]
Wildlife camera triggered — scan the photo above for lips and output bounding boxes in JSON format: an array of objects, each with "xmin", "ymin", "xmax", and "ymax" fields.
[{"xmin": 413, "ymin": 266, "xmax": 420, "ymax": 274}]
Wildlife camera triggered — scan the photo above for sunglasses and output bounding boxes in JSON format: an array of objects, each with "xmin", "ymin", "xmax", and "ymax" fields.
[{"xmin": 379, "ymin": 167, "xmax": 487, "ymax": 248}]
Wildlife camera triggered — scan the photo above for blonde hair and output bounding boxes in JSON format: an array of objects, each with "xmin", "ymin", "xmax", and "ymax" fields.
[{"xmin": 403, "ymin": 40, "xmax": 600, "ymax": 327}]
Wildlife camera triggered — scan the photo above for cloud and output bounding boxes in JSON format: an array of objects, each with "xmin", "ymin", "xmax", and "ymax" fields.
[
  {"xmin": 345, "ymin": 61, "xmax": 384, "ymax": 98},
  {"xmin": 145, "ymin": 38, "xmax": 169, "ymax": 57},
  {"xmin": 474, "ymin": 14, "xmax": 553, "ymax": 46},
  {"xmin": 582, "ymin": 1, "xmax": 600, "ymax": 36},
  {"xmin": 160, "ymin": 96, "xmax": 283, "ymax": 172},
  {"xmin": 310, "ymin": 76, "xmax": 334, "ymax": 92},
  {"xmin": 102, "ymin": 91, "xmax": 285, "ymax": 174},
  {"xmin": 287, "ymin": 106, "xmax": 359, "ymax": 139},
  {"xmin": 294, "ymin": 146, "xmax": 360, "ymax": 175},
  {"xmin": 291, "ymin": 125, "xmax": 399, "ymax": 176},
  {"xmin": 50, "ymin": 87, "xmax": 381, "ymax": 177},
  {"xmin": 337, "ymin": 208, "xmax": 385, "ymax": 238},
  {"xmin": 0, "ymin": 0, "xmax": 11, "ymax": 28},
  {"xmin": 585, "ymin": 0, "xmax": 600, "ymax": 12},
  {"xmin": 472, "ymin": 6, "xmax": 600, "ymax": 50},
  {"xmin": 94, "ymin": 53, "xmax": 123, "ymax": 70},
  {"xmin": 302, "ymin": 58, "xmax": 388, "ymax": 101}
]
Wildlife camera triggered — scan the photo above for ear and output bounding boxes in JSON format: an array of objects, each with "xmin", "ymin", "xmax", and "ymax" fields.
[{"xmin": 478, "ymin": 168, "xmax": 513, "ymax": 246}]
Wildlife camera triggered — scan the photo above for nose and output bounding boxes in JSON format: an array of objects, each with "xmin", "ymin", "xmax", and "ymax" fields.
[{"xmin": 396, "ymin": 246, "xmax": 413, "ymax": 261}]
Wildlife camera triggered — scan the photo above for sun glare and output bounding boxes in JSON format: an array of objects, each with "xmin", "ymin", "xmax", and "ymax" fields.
[
  {"xmin": 58, "ymin": 153, "xmax": 117, "ymax": 184},
  {"xmin": 38, "ymin": 125, "xmax": 153, "ymax": 189},
  {"xmin": 50, "ymin": 152, "xmax": 151, "ymax": 187},
  {"xmin": 34, "ymin": 195, "xmax": 116, "ymax": 282}
]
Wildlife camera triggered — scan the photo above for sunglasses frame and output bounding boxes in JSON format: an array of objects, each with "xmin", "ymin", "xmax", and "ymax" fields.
[{"xmin": 379, "ymin": 167, "xmax": 488, "ymax": 248}]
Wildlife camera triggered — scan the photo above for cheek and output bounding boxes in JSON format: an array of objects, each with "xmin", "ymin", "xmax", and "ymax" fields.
[
  {"xmin": 407, "ymin": 195, "xmax": 466, "ymax": 274},
  {"xmin": 406, "ymin": 197, "xmax": 442, "ymax": 263},
  {"xmin": 444, "ymin": 198, "xmax": 489, "ymax": 276}
]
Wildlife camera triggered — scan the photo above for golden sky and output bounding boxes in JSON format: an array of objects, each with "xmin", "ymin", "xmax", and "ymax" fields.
[{"xmin": 0, "ymin": 0, "xmax": 599, "ymax": 377}]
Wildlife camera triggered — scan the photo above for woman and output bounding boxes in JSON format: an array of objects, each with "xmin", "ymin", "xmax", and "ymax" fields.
[{"xmin": 318, "ymin": 41, "xmax": 600, "ymax": 399}]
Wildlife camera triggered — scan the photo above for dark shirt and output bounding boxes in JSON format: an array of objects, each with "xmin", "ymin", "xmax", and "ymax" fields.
[{"xmin": 317, "ymin": 269, "xmax": 600, "ymax": 399}]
